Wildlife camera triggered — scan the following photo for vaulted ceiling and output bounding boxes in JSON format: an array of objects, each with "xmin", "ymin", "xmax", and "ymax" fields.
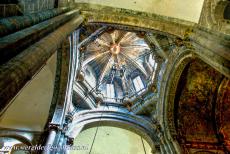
[
  {"xmin": 74, "ymin": 25, "xmax": 177, "ymax": 108},
  {"xmin": 75, "ymin": 0, "xmax": 205, "ymax": 23},
  {"xmin": 81, "ymin": 29, "xmax": 152, "ymax": 102}
]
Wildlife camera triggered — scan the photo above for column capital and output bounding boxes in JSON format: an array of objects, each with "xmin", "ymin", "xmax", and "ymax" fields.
[
  {"xmin": 66, "ymin": 137, "xmax": 74, "ymax": 146},
  {"xmin": 48, "ymin": 123, "xmax": 61, "ymax": 131}
]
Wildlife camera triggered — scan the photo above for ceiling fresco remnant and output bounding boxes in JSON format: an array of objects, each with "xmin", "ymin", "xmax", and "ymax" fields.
[
  {"xmin": 216, "ymin": 78, "xmax": 230, "ymax": 152},
  {"xmin": 174, "ymin": 59, "xmax": 230, "ymax": 153}
]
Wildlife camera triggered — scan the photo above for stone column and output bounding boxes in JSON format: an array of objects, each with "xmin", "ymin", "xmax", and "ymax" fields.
[
  {"xmin": 43, "ymin": 112, "xmax": 74, "ymax": 153},
  {"xmin": 43, "ymin": 124, "xmax": 59, "ymax": 154},
  {"xmin": 0, "ymin": 15, "xmax": 83, "ymax": 113},
  {"xmin": 0, "ymin": 7, "xmax": 71, "ymax": 37},
  {"xmin": 0, "ymin": 9, "xmax": 80, "ymax": 64}
]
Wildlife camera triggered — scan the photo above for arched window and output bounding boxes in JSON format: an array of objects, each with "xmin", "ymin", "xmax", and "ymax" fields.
[
  {"xmin": 133, "ymin": 76, "xmax": 145, "ymax": 94},
  {"xmin": 224, "ymin": 2, "xmax": 230, "ymax": 20},
  {"xmin": 106, "ymin": 84, "xmax": 115, "ymax": 102},
  {"xmin": 149, "ymin": 55, "xmax": 156, "ymax": 67}
]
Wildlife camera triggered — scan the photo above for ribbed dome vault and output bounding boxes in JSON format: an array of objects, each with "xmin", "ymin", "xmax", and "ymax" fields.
[{"xmin": 80, "ymin": 29, "xmax": 159, "ymax": 104}]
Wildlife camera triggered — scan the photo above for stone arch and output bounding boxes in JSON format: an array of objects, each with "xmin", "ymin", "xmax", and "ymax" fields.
[
  {"xmin": 66, "ymin": 109, "xmax": 169, "ymax": 153},
  {"xmin": 174, "ymin": 59, "xmax": 225, "ymax": 153},
  {"xmin": 0, "ymin": 135, "xmax": 33, "ymax": 153},
  {"xmin": 199, "ymin": 0, "xmax": 230, "ymax": 33},
  {"xmin": 76, "ymin": 3, "xmax": 193, "ymax": 38},
  {"xmin": 158, "ymin": 47, "xmax": 194, "ymax": 153},
  {"xmin": 214, "ymin": 0, "xmax": 230, "ymax": 32},
  {"xmin": 215, "ymin": 78, "xmax": 230, "ymax": 151},
  {"xmin": 193, "ymin": 151, "xmax": 216, "ymax": 154},
  {"xmin": 0, "ymin": 134, "xmax": 32, "ymax": 146},
  {"xmin": 214, "ymin": 1, "xmax": 230, "ymax": 20},
  {"xmin": 223, "ymin": 2, "xmax": 230, "ymax": 20},
  {"xmin": 160, "ymin": 44, "xmax": 229, "ymax": 153}
]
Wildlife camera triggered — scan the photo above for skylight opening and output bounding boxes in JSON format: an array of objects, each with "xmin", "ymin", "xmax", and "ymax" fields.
[
  {"xmin": 106, "ymin": 84, "xmax": 115, "ymax": 102},
  {"xmin": 133, "ymin": 76, "xmax": 145, "ymax": 95},
  {"xmin": 154, "ymin": 62, "xmax": 158, "ymax": 71},
  {"xmin": 149, "ymin": 55, "xmax": 156, "ymax": 67},
  {"xmin": 151, "ymin": 63, "xmax": 158, "ymax": 82}
]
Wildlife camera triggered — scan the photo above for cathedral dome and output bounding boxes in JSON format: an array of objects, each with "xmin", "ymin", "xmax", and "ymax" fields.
[{"xmin": 79, "ymin": 29, "xmax": 158, "ymax": 104}]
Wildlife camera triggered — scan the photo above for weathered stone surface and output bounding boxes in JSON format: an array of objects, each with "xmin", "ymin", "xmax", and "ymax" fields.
[
  {"xmin": 19, "ymin": 0, "xmax": 56, "ymax": 14},
  {"xmin": 0, "ymin": 4, "xmax": 21, "ymax": 18},
  {"xmin": 0, "ymin": 9, "xmax": 79, "ymax": 65},
  {"xmin": 199, "ymin": 0, "xmax": 230, "ymax": 34},
  {"xmin": 190, "ymin": 27, "xmax": 230, "ymax": 78},
  {"xmin": 75, "ymin": 3, "xmax": 194, "ymax": 38},
  {"xmin": 0, "ymin": 6, "xmax": 71, "ymax": 37},
  {"xmin": 0, "ymin": 15, "xmax": 83, "ymax": 113}
]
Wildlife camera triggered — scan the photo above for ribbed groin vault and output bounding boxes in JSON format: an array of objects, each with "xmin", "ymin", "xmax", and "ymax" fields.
[{"xmin": 0, "ymin": 0, "xmax": 229, "ymax": 154}]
